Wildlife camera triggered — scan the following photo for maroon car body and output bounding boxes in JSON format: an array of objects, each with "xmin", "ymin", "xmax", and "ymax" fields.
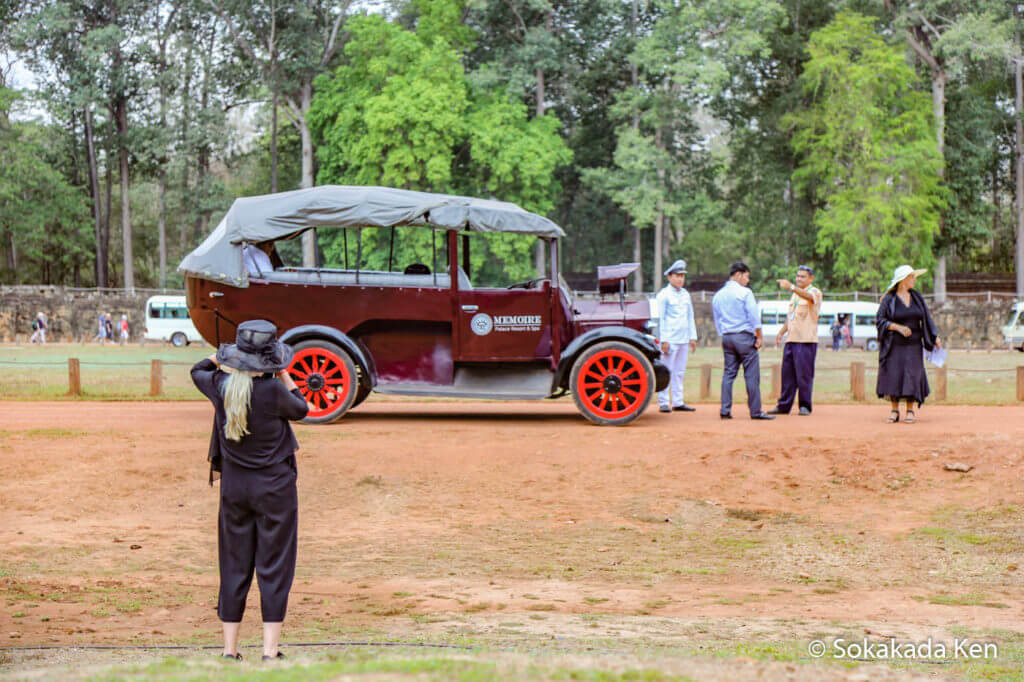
[{"xmin": 180, "ymin": 187, "xmax": 667, "ymax": 425}]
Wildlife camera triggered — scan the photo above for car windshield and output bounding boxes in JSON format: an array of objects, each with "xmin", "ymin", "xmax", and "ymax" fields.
[{"xmin": 1008, "ymin": 310, "xmax": 1020, "ymax": 327}]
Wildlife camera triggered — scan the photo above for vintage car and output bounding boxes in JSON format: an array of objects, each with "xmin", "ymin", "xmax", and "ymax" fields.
[{"xmin": 179, "ymin": 186, "xmax": 668, "ymax": 425}]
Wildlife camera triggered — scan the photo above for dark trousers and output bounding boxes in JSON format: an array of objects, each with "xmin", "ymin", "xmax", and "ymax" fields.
[
  {"xmin": 720, "ymin": 331, "xmax": 761, "ymax": 417},
  {"xmin": 776, "ymin": 342, "xmax": 817, "ymax": 413},
  {"xmin": 218, "ymin": 458, "xmax": 298, "ymax": 623}
]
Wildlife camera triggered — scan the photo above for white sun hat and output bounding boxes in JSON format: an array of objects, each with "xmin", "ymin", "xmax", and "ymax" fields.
[{"xmin": 886, "ymin": 264, "xmax": 927, "ymax": 292}]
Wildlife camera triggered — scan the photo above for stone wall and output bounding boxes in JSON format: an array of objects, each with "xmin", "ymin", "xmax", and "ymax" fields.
[
  {"xmin": 0, "ymin": 285, "xmax": 1014, "ymax": 348},
  {"xmin": 688, "ymin": 299, "xmax": 1012, "ymax": 349},
  {"xmin": 0, "ymin": 285, "xmax": 169, "ymax": 342}
]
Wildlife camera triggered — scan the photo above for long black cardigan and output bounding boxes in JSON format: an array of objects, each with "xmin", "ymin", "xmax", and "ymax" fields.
[{"xmin": 875, "ymin": 289, "xmax": 939, "ymax": 363}]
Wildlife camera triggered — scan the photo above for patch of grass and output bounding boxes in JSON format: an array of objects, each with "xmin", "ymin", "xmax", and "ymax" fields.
[
  {"xmin": 915, "ymin": 593, "xmax": 1011, "ymax": 609},
  {"xmin": 356, "ymin": 475, "xmax": 384, "ymax": 487}
]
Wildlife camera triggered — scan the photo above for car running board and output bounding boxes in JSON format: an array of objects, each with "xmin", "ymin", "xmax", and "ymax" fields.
[{"xmin": 375, "ymin": 365, "xmax": 554, "ymax": 400}]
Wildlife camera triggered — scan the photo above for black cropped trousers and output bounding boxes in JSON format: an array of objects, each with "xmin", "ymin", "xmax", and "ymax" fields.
[{"xmin": 217, "ymin": 457, "xmax": 297, "ymax": 623}]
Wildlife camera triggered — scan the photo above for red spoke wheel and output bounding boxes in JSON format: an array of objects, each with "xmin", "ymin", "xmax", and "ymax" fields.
[
  {"xmin": 570, "ymin": 341, "xmax": 654, "ymax": 426},
  {"xmin": 287, "ymin": 340, "xmax": 359, "ymax": 424}
]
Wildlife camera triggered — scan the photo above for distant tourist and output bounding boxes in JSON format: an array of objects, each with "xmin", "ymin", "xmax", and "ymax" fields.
[
  {"xmin": 104, "ymin": 313, "xmax": 114, "ymax": 343},
  {"xmin": 655, "ymin": 259, "xmax": 698, "ymax": 413},
  {"xmin": 94, "ymin": 313, "xmax": 108, "ymax": 344},
  {"xmin": 768, "ymin": 265, "xmax": 823, "ymax": 416},
  {"xmin": 841, "ymin": 316, "xmax": 853, "ymax": 349},
  {"xmin": 830, "ymin": 316, "xmax": 843, "ymax": 351},
  {"xmin": 30, "ymin": 312, "xmax": 47, "ymax": 344},
  {"xmin": 711, "ymin": 261, "xmax": 774, "ymax": 420},
  {"xmin": 119, "ymin": 314, "xmax": 130, "ymax": 345},
  {"xmin": 876, "ymin": 265, "xmax": 941, "ymax": 424}
]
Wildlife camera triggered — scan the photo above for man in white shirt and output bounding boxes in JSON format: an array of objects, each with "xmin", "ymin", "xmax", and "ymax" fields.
[
  {"xmin": 656, "ymin": 259, "xmax": 698, "ymax": 413},
  {"xmin": 243, "ymin": 242, "xmax": 275, "ymax": 277}
]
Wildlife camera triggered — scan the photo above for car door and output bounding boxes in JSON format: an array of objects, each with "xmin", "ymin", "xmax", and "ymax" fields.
[{"xmin": 456, "ymin": 284, "xmax": 552, "ymax": 362}]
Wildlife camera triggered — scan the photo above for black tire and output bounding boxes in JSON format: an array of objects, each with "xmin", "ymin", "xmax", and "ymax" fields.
[
  {"xmin": 170, "ymin": 332, "xmax": 187, "ymax": 347},
  {"xmin": 289, "ymin": 339, "xmax": 359, "ymax": 424},
  {"xmin": 866, "ymin": 339, "xmax": 879, "ymax": 352},
  {"xmin": 352, "ymin": 384, "xmax": 372, "ymax": 408},
  {"xmin": 569, "ymin": 341, "xmax": 655, "ymax": 426}
]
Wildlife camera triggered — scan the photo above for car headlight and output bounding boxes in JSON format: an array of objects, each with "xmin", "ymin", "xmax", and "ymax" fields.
[{"xmin": 643, "ymin": 320, "xmax": 656, "ymax": 333}]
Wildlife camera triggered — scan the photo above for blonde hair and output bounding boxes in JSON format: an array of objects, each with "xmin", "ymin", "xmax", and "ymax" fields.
[{"xmin": 222, "ymin": 369, "xmax": 255, "ymax": 441}]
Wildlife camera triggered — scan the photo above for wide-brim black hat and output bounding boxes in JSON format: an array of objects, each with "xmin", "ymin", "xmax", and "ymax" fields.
[{"xmin": 216, "ymin": 319, "xmax": 294, "ymax": 373}]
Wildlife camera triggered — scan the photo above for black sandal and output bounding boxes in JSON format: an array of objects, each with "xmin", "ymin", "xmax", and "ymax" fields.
[
  {"xmin": 904, "ymin": 410, "xmax": 916, "ymax": 424},
  {"xmin": 222, "ymin": 653, "xmax": 242, "ymax": 660},
  {"xmin": 887, "ymin": 410, "xmax": 900, "ymax": 423}
]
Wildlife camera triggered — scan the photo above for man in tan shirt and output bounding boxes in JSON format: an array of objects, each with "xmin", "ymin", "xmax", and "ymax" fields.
[{"xmin": 768, "ymin": 265, "xmax": 823, "ymax": 416}]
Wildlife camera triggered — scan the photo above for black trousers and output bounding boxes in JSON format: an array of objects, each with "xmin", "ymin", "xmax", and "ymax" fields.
[
  {"xmin": 775, "ymin": 342, "xmax": 817, "ymax": 413},
  {"xmin": 218, "ymin": 457, "xmax": 297, "ymax": 623},
  {"xmin": 720, "ymin": 331, "xmax": 761, "ymax": 416}
]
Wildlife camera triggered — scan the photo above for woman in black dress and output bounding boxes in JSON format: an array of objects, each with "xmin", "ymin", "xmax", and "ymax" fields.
[
  {"xmin": 190, "ymin": 320, "xmax": 309, "ymax": 661},
  {"xmin": 875, "ymin": 265, "xmax": 941, "ymax": 423}
]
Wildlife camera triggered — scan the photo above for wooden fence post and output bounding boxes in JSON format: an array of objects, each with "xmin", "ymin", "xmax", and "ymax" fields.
[
  {"xmin": 769, "ymin": 364, "xmax": 781, "ymax": 400},
  {"xmin": 1017, "ymin": 367, "xmax": 1024, "ymax": 402},
  {"xmin": 700, "ymin": 364, "xmax": 712, "ymax": 399},
  {"xmin": 934, "ymin": 366, "xmax": 947, "ymax": 401},
  {"xmin": 150, "ymin": 359, "xmax": 163, "ymax": 396},
  {"xmin": 68, "ymin": 358, "xmax": 81, "ymax": 396},
  {"xmin": 850, "ymin": 361, "xmax": 866, "ymax": 401}
]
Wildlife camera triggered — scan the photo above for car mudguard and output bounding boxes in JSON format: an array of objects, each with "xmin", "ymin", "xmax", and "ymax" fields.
[
  {"xmin": 279, "ymin": 325, "xmax": 376, "ymax": 390},
  {"xmin": 554, "ymin": 327, "xmax": 667, "ymax": 393}
]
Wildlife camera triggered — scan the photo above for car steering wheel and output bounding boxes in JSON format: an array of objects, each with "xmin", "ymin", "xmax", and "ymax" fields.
[{"xmin": 506, "ymin": 277, "xmax": 544, "ymax": 290}]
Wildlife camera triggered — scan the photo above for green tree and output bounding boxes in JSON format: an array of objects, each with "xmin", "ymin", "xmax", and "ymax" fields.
[
  {"xmin": 0, "ymin": 88, "xmax": 92, "ymax": 284},
  {"xmin": 785, "ymin": 11, "xmax": 947, "ymax": 289},
  {"xmin": 309, "ymin": 10, "xmax": 571, "ymax": 284}
]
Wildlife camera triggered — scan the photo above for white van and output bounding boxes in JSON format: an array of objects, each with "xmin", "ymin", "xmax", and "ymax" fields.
[
  {"xmin": 1001, "ymin": 302, "xmax": 1024, "ymax": 350},
  {"xmin": 144, "ymin": 295, "xmax": 204, "ymax": 347},
  {"xmin": 759, "ymin": 299, "xmax": 880, "ymax": 351}
]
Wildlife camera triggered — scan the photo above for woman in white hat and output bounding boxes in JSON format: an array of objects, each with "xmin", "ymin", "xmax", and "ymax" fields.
[{"xmin": 874, "ymin": 265, "xmax": 940, "ymax": 423}]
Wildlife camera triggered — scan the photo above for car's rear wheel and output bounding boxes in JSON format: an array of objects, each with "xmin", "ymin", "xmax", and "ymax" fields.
[
  {"xmin": 569, "ymin": 341, "xmax": 654, "ymax": 426},
  {"xmin": 866, "ymin": 339, "xmax": 879, "ymax": 352},
  {"xmin": 288, "ymin": 340, "xmax": 358, "ymax": 424},
  {"xmin": 170, "ymin": 332, "xmax": 187, "ymax": 347}
]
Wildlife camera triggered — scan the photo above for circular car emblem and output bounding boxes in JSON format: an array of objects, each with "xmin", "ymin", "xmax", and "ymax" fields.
[{"xmin": 470, "ymin": 312, "xmax": 493, "ymax": 336}]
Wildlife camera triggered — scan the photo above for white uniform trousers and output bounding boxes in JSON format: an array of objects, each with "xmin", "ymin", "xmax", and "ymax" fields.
[{"xmin": 658, "ymin": 343, "xmax": 690, "ymax": 409}]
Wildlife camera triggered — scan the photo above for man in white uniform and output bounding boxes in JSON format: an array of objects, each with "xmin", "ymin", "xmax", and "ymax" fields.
[{"xmin": 656, "ymin": 259, "xmax": 698, "ymax": 413}]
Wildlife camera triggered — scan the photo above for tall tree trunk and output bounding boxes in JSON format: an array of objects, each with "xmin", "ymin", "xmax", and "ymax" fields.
[
  {"xmin": 653, "ymin": 118, "xmax": 665, "ymax": 287},
  {"xmin": 179, "ymin": 29, "xmax": 194, "ymax": 260},
  {"xmin": 116, "ymin": 98, "xmax": 134, "ymax": 292},
  {"xmin": 299, "ymin": 81, "xmax": 317, "ymax": 267},
  {"xmin": 158, "ymin": 172, "xmax": 168, "ymax": 289},
  {"xmin": 932, "ymin": 68, "xmax": 947, "ymax": 304},
  {"xmin": 84, "ymin": 108, "xmax": 107, "ymax": 288},
  {"xmin": 104, "ymin": 150, "xmax": 112, "ymax": 286},
  {"xmin": 630, "ymin": 0, "xmax": 642, "ymax": 291},
  {"xmin": 271, "ymin": 89, "xmax": 279, "ymax": 193},
  {"xmin": 193, "ymin": 21, "xmax": 214, "ymax": 241},
  {"xmin": 1015, "ymin": 45, "xmax": 1024, "ymax": 299}
]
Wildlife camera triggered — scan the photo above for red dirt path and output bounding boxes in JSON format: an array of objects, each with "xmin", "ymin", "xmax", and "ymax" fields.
[{"xmin": 1, "ymin": 400, "xmax": 1023, "ymax": 646}]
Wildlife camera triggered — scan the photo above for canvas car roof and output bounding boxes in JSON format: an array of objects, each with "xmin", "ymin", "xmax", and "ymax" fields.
[{"xmin": 178, "ymin": 185, "xmax": 565, "ymax": 287}]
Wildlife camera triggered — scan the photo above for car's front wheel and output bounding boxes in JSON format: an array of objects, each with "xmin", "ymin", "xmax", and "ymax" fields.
[
  {"xmin": 170, "ymin": 332, "xmax": 187, "ymax": 347},
  {"xmin": 288, "ymin": 340, "xmax": 358, "ymax": 424},
  {"xmin": 569, "ymin": 341, "xmax": 655, "ymax": 426},
  {"xmin": 866, "ymin": 339, "xmax": 879, "ymax": 352}
]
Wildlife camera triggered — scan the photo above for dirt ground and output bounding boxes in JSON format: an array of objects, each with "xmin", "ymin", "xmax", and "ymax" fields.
[{"xmin": 1, "ymin": 400, "xmax": 1023, "ymax": 678}]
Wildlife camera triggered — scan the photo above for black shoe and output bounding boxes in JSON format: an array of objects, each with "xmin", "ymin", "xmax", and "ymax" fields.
[
  {"xmin": 767, "ymin": 407, "xmax": 787, "ymax": 415},
  {"xmin": 751, "ymin": 413, "xmax": 776, "ymax": 420},
  {"xmin": 673, "ymin": 404, "xmax": 696, "ymax": 412},
  {"xmin": 659, "ymin": 406, "xmax": 671, "ymax": 413},
  {"xmin": 720, "ymin": 412, "xmax": 732, "ymax": 419},
  {"xmin": 223, "ymin": 653, "xmax": 242, "ymax": 660},
  {"xmin": 798, "ymin": 406, "xmax": 811, "ymax": 416},
  {"xmin": 262, "ymin": 652, "xmax": 285, "ymax": 662}
]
